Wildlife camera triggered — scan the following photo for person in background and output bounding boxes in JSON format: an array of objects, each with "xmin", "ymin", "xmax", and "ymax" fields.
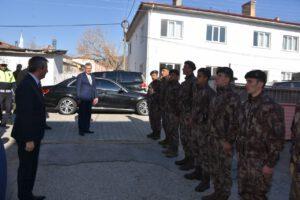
[
  {"xmin": 13, "ymin": 64, "xmax": 23, "ymax": 81},
  {"xmin": 12, "ymin": 56, "xmax": 49, "ymax": 200},
  {"xmin": 147, "ymin": 70, "xmax": 161, "ymax": 140},
  {"xmin": 76, "ymin": 63, "xmax": 98, "ymax": 136},
  {"xmin": 0, "ymin": 63, "xmax": 16, "ymax": 128}
]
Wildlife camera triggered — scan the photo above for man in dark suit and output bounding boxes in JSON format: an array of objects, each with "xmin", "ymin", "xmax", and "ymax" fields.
[
  {"xmin": 76, "ymin": 63, "xmax": 98, "ymax": 136},
  {"xmin": 12, "ymin": 56, "xmax": 48, "ymax": 200}
]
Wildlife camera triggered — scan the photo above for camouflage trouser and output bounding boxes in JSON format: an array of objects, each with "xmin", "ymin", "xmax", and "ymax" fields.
[
  {"xmin": 180, "ymin": 114, "xmax": 192, "ymax": 157},
  {"xmin": 148, "ymin": 104, "xmax": 161, "ymax": 133},
  {"xmin": 210, "ymin": 137, "xmax": 233, "ymax": 196},
  {"xmin": 238, "ymin": 157, "xmax": 272, "ymax": 200},
  {"xmin": 290, "ymin": 164, "xmax": 300, "ymax": 200},
  {"xmin": 0, "ymin": 92, "xmax": 13, "ymax": 125},
  {"xmin": 161, "ymin": 110, "xmax": 168, "ymax": 140},
  {"xmin": 166, "ymin": 112, "xmax": 179, "ymax": 150}
]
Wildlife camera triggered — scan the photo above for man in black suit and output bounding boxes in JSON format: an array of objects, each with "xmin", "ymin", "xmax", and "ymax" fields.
[
  {"xmin": 12, "ymin": 56, "xmax": 48, "ymax": 200},
  {"xmin": 76, "ymin": 63, "xmax": 98, "ymax": 136}
]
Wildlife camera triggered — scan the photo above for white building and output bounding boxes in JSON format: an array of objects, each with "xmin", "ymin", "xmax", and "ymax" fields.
[
  {"xmin": 0, "ymin": 41, "xmax": 67, "ymax": 86},
  {"xmin": 126, "ymin": 0, "xmax": 300, "ymax": 85}
]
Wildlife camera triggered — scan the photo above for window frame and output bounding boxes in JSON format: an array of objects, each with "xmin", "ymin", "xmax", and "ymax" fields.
[
  {"xmin": 282, "ymin": 35, "xmax": 299, "ymax": 52},
  {"xmin": 206, "ymin": 25, "xmax": 227, "ymax": 44},
  {"xmin": 160, "ymin": 19, "xmax": 183, "ymax": 39},
  {"xmin": 253, "ymin": 31, "xmax": 271, "ymax": 49}
]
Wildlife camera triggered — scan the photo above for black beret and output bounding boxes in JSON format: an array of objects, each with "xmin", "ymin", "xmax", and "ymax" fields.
[
  {"xmin": 217, "ymin": 67, "xmax": 234, "ymax": 80},
  {"xmin": 245, "ymin": 70, "xmax": 267, "ymax": 84},
  {"xmin": 197, "ymin": 68, "xmax": 211, "ymax": 79},
  {"xmin": 184, "ymin": 60, "xmax": 196, "ymax": 71},
  {"xmin": 169, "ymin": 69, "xmax": 180, "ymax": 76}
]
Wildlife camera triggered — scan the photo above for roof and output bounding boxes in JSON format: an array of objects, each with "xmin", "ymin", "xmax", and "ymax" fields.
[
  {"xmin": 0, "ymin": 41, "xmax": 67, "ymax": 55},
  {"xmin": 127, "ymin": 2, "xmax": 300, "ymax": 40}
]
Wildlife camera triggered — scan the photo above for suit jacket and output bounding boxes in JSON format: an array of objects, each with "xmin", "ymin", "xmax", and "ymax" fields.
[
  {"xmin": 76, "ymin": 72, "xmax": 97, "ymax": 101},
  {"xmin": 11, "ymin": 74, "xmax": 46, "ymax": 142}
]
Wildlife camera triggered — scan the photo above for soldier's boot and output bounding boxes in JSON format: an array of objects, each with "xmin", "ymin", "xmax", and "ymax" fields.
[
  {"xmin": 175, "ymin": 157, "xmax": 188, "ymax": 165},
  {"xmin": 164, "ymin": 147, "xmax": 178, "ymax": 158},
  {"xmin": 179, "ymin": 157, "xmax": 194, "ymax": 171},
  {"xmin": 152, "ymin": 131, "xmax": 161, "ymax": 140},
  {"xmin": 195, "ymin": 173, "xmax": 210, "ymax": 192},
  {"xmin": 216, "ymin": 192, "xmax": 230, "ymax": 200},
  {"xmin": 201, "ymin": 192, "xmax": 219, "ymax": 200},
  {"xmin": 184, "ymin": 166, "xmax": 202, "ymax": 180},
  {"xmin": 158, "ymin": 139, "xmax": 168, "ymax": 146}
]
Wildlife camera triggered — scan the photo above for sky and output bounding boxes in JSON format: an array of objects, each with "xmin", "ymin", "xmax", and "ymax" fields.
[{"xmin": 0, "ymin": 0, "xmax": 299, "ymax": 56}]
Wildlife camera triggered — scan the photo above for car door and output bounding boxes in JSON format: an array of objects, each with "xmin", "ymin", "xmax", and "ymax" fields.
[
  {"xmin": 97, "ymin": 79, "xmax": 134, "ymax": 109},
  {"xmin": 94, "ymin": 79, "xmax": 109, "ymax": 108}
]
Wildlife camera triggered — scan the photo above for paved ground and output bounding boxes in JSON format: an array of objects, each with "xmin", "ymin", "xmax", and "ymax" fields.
[{"xmin": 2, "ymin": 113, "xmax": 292, "ymax": 200}]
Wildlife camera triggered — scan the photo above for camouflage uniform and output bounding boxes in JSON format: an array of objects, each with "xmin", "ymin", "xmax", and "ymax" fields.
[
  {"xmin": 165, "ymin": 80, "xmax": 181, "ymax": 151},
  {"xmin": 178, "ymin": 74, "xmax": 196, "ymax": 157},
  {"xmin": 147, "ymin": 79, "xmax": 161, "ymax": 135},
  {"xmin": 237, "ymin": 93, "xmax": 285, "ymax": 200},
  {"xmin": 190, "ymin": 83, "xmax": 216, "ymax": 171},
  {"xmin": 290, "ymin": 103, "xmax": 300, "ymax": 200},
  {"xmin": 159, "ymin": 76, "xmax": 169, "ymax": 140},
  {"xmin": 208, "ymin": 85, "xmax": 241, "ymax": 198}
]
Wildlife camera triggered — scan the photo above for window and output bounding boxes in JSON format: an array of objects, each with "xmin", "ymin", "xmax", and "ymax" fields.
[
  {"xmin": 206, "ymin": 25, "xmax": 226, "ymax": 43},
  {"xmin": 281, "ymin": 72, "xmax": 294, "ymax": 81},
  {"xmin": 102, "ymin": 72, "xmax": 116, "ymax": 81},
  {"xmin": 283, "ymin": 35, "xmax": 299, "ymax": 51},
  {"xmin": 96, "ymin": 79, "xmax": 120, "ymax": 91},
  {"xmin": 253, "ymin": 31, "xmax": 271, "ymax": 48},
  {"xmin": 161, "ymin": 19, "xmax": 183, "ymax": 38},
  {"xmin": 120, "ymin": 72, "xmax": 143, "ymax": 83}
]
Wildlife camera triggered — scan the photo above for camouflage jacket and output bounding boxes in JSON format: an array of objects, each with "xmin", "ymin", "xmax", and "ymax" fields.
[
  {"xmin": 178, "ymin": 74, "xmax": 196, "ymax": 116},
  {"xmin": 165, "ymin": 80, "xmax": 181, "ymax": 116},
  {"xmin": 237, "ymin": 93, "xmax": 285, "ymax": 168},
  {"xmin": 159, "ymin": 76, "xmax": 169, "ymax": 110},
  {"xmin": 147, "ymin": 79, "xmax": 161, "ymax": 106},
  {"xmin": 191, "ymin": 83, "xmax": 216, "ymax": 126},
  {"xmin": 291, "ymin": 103, "xmax": 300, "ymax": 172},
  {"xmin": 208, "ymin": 85, "xmax": 241, "ymax": 145}
]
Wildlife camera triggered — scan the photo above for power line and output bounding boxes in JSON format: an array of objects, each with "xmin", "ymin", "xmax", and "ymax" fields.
[
  {"xmin": 127, "ymin": 0, "xmax": 137, "ymax": 20},
  {"xmin": 0, "ymin": 23, "xmax": 121, "ymax": 28}
]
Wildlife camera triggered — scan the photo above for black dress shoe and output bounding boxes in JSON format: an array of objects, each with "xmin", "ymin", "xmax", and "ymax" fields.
[
  {"xmin": 32, "ymin": 195, "xmax": 46, "ymax": 200},
  {"xmin": 44, "ymin": 125, "xmax": 52, "ymax": 130},
  {"xmin": 85, "ymin": 130, "xmax": 94, "ymax": 134}
]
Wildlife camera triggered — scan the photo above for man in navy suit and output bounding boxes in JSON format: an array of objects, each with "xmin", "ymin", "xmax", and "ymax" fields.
[
  {"xmin": 76, "ymin": 63, "xmax": 98, "ymax": 136},
  {"xmin": 12, "ymin": 56, "xmax": 48, "ymax": 200}
]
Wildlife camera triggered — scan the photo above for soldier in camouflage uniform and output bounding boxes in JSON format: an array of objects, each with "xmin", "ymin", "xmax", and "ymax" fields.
[
  {"xmin": 237, "ymin": 70, "xmax": 285, "ymax": 200},
  {"xmin": 158, "ymin": 67, "xmax": 170, "ymax": 147},
  {"xmin": 147, "ymin": 70, "xmax": 161, "ymax": 140},
  {"xmin": 162, "ymin": 69, "xmax": 181, "ymax": 158},
  {"xmin": 175, "ymin": 61, "xmax": 196, "ymax": 171},
  {"xmin": 202, "ymin": 67, "xmax": 241, "ymax": 200},
  {"xmin": 290, "ymin": 103, "xmax": 300, "ymax": 200},
  {"xmin": 184, "ymin": 68, "xmax": 216, "ymax": 193}
]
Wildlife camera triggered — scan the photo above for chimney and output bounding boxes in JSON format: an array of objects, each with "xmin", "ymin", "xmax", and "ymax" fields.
[
  {"xmin": 172, "ymin": 0, "xmax": 182, "ymax": 7},
  {"xmin": 242, "ymin": 0, "xmax": 256, "ymax": 17}
]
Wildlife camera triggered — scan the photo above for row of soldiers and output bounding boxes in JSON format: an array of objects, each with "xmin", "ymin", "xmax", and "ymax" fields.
[{"xmin": 146, "ymin": 61, "xmax": 299, "ymax": 200}]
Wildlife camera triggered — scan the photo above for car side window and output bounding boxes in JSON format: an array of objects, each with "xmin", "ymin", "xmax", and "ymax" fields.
[
  {"xmin": 68, "ymin": 80, "xmax": 77, "ymax": 87},
  {"xmin": 96, "ymin": 79, "xmax": 120, "ymax": 91},
  {"xmin": 120, "ymin": 73, "xmax": 143, "ymax": 83},
  {"xmin": 103, "ymin": 72, "xmax": 116, "ymax": 81},
  {"xmin": 293, "ymin": 82, "xmax": 300, "ymax": 88}
]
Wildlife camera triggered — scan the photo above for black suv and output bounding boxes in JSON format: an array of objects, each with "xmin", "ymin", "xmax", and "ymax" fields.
[
  {"xmin": 273, "ymin": 81, "xmax": 300, "ymax": 89},
  {"xmin": 93, "ymin": 71, "xmax": 147, "ymax": 93}
]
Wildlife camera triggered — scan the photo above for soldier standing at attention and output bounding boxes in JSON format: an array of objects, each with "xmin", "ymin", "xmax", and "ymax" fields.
[
  {"xmin": 175, "ymin": 61, "xmax": 196, "ymax": 171},
  {"xmin": 162, "ymin": 69, "xmax": 181, "ymax": 158},
  {"xmin": 203, "ymin": 67, "xmax": 240, "ymax": 200},
  {"xmin": 290, "ymin": 103, "xmax": 300, "ymax": 200},
  {"xmin": 158, "ymin": 67, "xmax": 170, "ymax": 147},
  {"xmin": 237, "ymin": 70, "xmax": 285, "ymax": 200},
  {"xmin": 147, "ymin": 70, "xmax": 161, "ymax": 140},
  {"xmin": 184, "ymin": 68, "xmax": 216, "ymax": 193}
]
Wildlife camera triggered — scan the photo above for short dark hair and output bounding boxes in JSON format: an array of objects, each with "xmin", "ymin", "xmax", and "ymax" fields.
[
  {"xmin": 245, "ymin": 70, "xmax": 267, "ymax": 85},
  {"xmin": 17, "ymin": 64, "xmax": 22, "ymax": 69},
  {"xmin": 169, "ymin": 69, "xmax": 180, "ymax": 76},
  {"xmin": 150, "ymin": 70, "xmax": 159, "ymax": 75},
  {"xmin": 184, "ymin": 60, "xmax": 196, "ymax": 71},
  {"xmin": 217, "ymin": 67, "xmax": 234, "ymax": 81},
  {"xmin": 198, "ymin": 68, "xmax": 211, "ymax": 79},
  {"xmin": 28, "ymin": 56, "xmax": 48, "ymax": 73},
  {"xmin": 85, "ymin": 63, "xmax": 92, "ymax": 67}
]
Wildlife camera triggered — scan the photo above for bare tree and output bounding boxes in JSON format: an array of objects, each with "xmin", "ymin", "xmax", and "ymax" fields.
[{"xmin": 77, "ymin": 28, "xmax": 121, "ymax": 70}]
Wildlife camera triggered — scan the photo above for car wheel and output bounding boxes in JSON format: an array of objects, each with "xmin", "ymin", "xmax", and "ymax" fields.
[
  {"xmin": 58, "ymin": 97, "xmax": 77, "ymax": 115},
  {"xmin": 136, "ymin": 100, "xmax": 149, "ymax": 116}
]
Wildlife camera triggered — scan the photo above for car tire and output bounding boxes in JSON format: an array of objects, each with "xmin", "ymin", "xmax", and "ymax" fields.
[
  {"xmin": 58, "ymin": 97, "xmax": 77, "ymax": 115},
  {"xmin": 136, "ymin": 100, "xmax": 149, "ymax": 116}
]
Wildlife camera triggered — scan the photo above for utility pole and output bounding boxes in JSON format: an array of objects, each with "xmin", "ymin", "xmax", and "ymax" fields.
[{"xmin": 121, "ymin": 20, "xmax": 129, "ymax": 71}]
